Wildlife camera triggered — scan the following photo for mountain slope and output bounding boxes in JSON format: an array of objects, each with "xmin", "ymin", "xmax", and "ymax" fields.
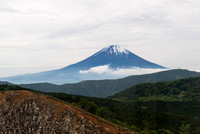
[
  {"xmin": 21, "ymin": 69, "xmax": 200, "ymax": 98},
  {"xmin": 0, "ymin": 45, "xmax": 166, "ymax": 84},
  {"xmin": 0, "ymin": 81, "xmax": 13, "ymax": 85},
  {"xmin": 61, "ymin": 45, "xmax": 166, "ymax": 70},
  {"xmin": 108, "ymin": 77, "xmax": 200, "ymax": 101},
  {"xmin": 0, "ymin": 90, "xmax": 133, "ymax": 134}
]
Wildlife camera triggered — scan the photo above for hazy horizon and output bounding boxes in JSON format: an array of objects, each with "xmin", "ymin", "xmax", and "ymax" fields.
[{"xmin": 0, "ymin": 0, "xmax": 200, "ymax": 77}]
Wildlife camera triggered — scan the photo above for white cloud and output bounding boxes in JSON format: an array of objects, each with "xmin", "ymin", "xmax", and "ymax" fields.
[
  {"xmin": 194, "ymin": 69, "xmax": 200, "ymax": 73},
  {"xmin": 80, "ymin": 65, "xmax": 112, "ymax": 74},
  {"xmin": 79, "ymin": 65, "xmax": 168, "ymax": 76}
]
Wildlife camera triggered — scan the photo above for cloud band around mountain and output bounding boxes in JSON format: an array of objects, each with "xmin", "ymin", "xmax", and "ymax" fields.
[{"xmin": 79, "ymin": 65, "xmax": 168, "ymax": 76}]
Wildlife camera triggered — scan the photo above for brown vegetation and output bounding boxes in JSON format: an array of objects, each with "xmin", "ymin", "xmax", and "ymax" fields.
[{"xmin": 0, "ymin": 90, "xmax": 135, "ymax": 134}]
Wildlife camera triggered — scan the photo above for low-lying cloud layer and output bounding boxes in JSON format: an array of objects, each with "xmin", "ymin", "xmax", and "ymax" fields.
[{"xmin": 79, "ymin": 65, "xmax": 168, "ymax": 76}]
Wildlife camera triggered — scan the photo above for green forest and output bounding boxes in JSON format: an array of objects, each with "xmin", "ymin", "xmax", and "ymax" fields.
[
  {"xmin": 20, "ymin": 69, "xmax": 200, "ymax": 98},
  {"xmin": 109, "ymin": 77, "xmax": 200, "ymax": 101},
  {"xmin": 1, "ymin": 77, "xmax": 200, "ymax": 134}
]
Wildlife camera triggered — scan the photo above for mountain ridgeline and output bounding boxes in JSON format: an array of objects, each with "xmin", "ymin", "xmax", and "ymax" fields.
[
  {"xmin": 0, "ymin": 45, "xmax": 166, "ymax": 84},
  {"xmin": 21, "ymin": 69, "xmax": 200, "ymax": 98},
  {"xmin": 108, "ymin": 76, "xmax": 200, "ymax": 101}
]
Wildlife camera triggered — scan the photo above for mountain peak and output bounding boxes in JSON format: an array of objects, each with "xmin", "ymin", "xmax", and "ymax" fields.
[
  {"xmin": 0, "ymin": 45, "xmax": 166, "ymax": 84},
  {"xmin": 100, "ymin": 45, "xmax": 130, "ymax": 55}
]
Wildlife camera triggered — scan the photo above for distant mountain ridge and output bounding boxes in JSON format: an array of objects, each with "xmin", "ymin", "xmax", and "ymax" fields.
[
  {"xmin": 0, "ymin": 81, "xmax": 13, "ymax": 85},
  {"xmin": 21, "ymin": 69, "xmax": 200, "ymax": 98},
  {"xmin": 108, "ymin": 76, "xmax": 200, "ymax": 101},
  {"xmin": 0, "ymin": 45, "xmax": 166, "ymax": 84}
]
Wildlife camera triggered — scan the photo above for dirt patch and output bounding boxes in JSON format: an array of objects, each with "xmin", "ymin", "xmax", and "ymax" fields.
[{"xmin": 0, "ymin": 90, "xmax": 136, "ymax": 134}]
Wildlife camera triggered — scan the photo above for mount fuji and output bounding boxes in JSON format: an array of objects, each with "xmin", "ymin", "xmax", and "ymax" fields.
[{"xmin": 0, "ymin": 45, "xmax": 166, "ymax": 84}]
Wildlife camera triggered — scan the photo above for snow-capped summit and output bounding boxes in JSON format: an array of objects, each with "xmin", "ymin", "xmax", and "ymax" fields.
[
  {"xmin": 0, "ymin": 45, "xmax": 167, "ymax": 84},
  {"xmin": 99, "ymin": 45, "xmax": 130, "ymax": 55},
  {"xmin": 62, "ymin": 45, "xmax": 166, "ymax": 70}
]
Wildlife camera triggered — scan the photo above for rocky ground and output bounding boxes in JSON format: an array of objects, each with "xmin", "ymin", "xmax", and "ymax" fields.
[{"xmin": 0, "ymin": 90, "xmax": 135, "ymax": 134}]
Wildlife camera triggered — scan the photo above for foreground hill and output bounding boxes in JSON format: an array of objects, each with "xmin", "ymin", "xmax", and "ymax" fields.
[
  {"xmin": 1, "ymin": 84, "xmax": 200, "ymax": 133},
  {"xmin": 0, "ymin": 90, "xmax": 133, "ymax": 134},
  {"xmin": 109, "ymin": 77, "xmax": 200, "ymax": 101},
  {"xmin": 21, "ymin": 69, "xmax": 200, "ymax": 98}
]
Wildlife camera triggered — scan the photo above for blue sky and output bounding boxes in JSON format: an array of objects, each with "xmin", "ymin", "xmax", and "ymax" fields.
[{"xmin": 0, "ymin": 0, "xmax": 200, "ymax": 77}]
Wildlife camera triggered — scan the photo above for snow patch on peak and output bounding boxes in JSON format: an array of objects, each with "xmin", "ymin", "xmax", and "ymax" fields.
[
  {"xmin": 100, "ymin": 45, "xmax": 130, "ymax": 55},
  {"xmin": 113, "ymin": 45, "xmax": 129, "ymax": 54}
]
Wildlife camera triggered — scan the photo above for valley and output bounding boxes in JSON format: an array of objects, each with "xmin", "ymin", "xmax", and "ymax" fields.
[{"xmin": 1, "ymin": 76, "xmax": 200, "ymax": 134}]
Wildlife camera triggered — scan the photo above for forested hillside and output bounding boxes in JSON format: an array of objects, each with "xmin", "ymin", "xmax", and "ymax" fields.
[
  {"xmin": 21, "ymin": 69, "xmax": 200, "ymax": 98},
  {"xmin": 109, "ymin": 77, "xmax": 200, "ymax": 101},
  {"xmin": 1, "ymin": 80, "xmax": 200, "ymax": 134}
]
